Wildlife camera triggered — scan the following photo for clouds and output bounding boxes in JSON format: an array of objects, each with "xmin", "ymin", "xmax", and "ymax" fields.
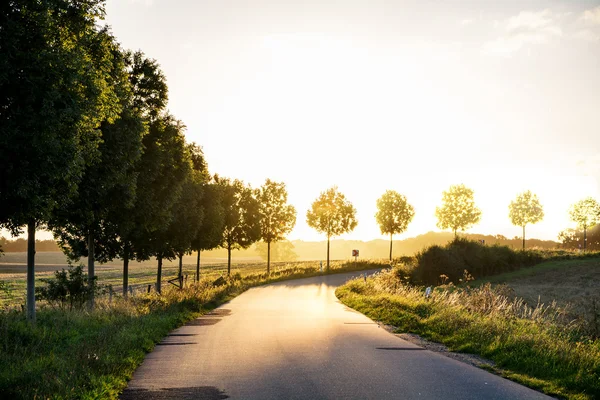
[
  {"xmin": 482, "ymin": 6, "xmax": 600, "ymax": 57},
  {"xmin": 582, "ymin": 6, "xmax": 600, "ymax": 24},
  {"xmin": 482, "ymin": 10, "xmax": 562, "ymax": 57}
]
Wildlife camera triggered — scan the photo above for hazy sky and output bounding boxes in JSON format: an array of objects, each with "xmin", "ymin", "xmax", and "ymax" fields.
[{"xmin": 100, "ymin": 1, "xmax": 600, "ymax": 242}]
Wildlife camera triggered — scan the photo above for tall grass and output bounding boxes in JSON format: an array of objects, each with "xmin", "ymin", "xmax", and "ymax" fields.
[
  {"xmin": 336, "ymin": 269, "xmax": 600, "ymax": 400},
  {"xmin": 0, "ymin": 259, "xmax": 386, "ymax": 399}
]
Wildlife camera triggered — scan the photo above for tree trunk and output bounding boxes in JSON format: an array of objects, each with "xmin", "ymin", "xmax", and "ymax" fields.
[
  {"xmin": 522, "ymin": 225, "xmax": 526, "ymax": 250},
  {"xmin": 454, "ymin": 228, "xmax": 457, "ymax": 238},
  {"xmin": 88, "ymin": 231, "xmax": 95, "ymax": 310},
  {"xmin": 389, "ymin": 232, "xmax": 393, "ymax": 261},
  {"xmin": 156, "ymin": 256, "xmax": 163, "ymax": 294},
  {"xmin": 123, "ymin": 244, "xmax": 129, "ymax": 298},
  {"xmin": 178, "ymin": 253, "xmax": 183, "ymax": 289},
  {"xmin": 26, "ymin": 219, "xmax": 36, "ymax": 323},
  {"xmin": 326, "ymin": 235, "xmax": 330, "ymax": 271},
  {"xmin": 227, "ymin": 244, "xmax": 232, "ymax": 276},
  {"xmin": 196, "ymin": 250, "xmax": 200, "ymax": 282},
  {"xmin": 584, "ymin": 225, "xmax": 587, "ymax": 251},
  {"xmin": 267, "ymin": 241, "xmax": 271, "ymax": 274}
]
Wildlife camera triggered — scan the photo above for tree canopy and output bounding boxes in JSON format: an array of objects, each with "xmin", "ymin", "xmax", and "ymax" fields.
[
  {"xmin": 375, "ymin": 190, "xmax": 415, "ymax": 260},
  {"xmin": 257, "ymin": 179, "xmax": 297, "ymax": 273},
  {"xmin": 508, "ymin": 190, "xmax": 544, "ymax": 249},
  {"xmin": 569, "ymin": 197, "xmax": 600, "ymax": 251},
  {"xmin": 216, "ymin": 177, "xmax": 261, "ymax": 274},
  {"xmin": 435, "ymin": 184, "xmax": 481, "ymax": 237},
  {"xmin": 306, "ymin": 187, "xmax": 357, "ymax": 268}
]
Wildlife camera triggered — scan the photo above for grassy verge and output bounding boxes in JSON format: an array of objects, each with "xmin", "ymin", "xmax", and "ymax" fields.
[
  {"xmin": 0, "ymin": 259, "xmax": 386, "ymax": 399},
  {"xmin": 336, "ymin": 269, "xmax": 600, "ymax": 400}
]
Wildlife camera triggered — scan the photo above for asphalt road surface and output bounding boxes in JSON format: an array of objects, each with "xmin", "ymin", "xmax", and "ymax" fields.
[{"xmin": 121, "ymin": 270, "xmax": 552, "ymax": 400}]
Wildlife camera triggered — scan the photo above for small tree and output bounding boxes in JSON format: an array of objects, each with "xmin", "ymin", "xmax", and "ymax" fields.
[
  {"xmin": 257, "ymin": 179, "xmax": 297, "ymax": 274},
  {"xmin": 217, "ymin": 177, "xmax": 261, "ymax": 275},
  {"xmin": 508, "ymin": 190, "xmax": 544, "ymax": 250},
  {"xmin": 306, "ymin": 187, "xmax": 358, "ymax": 270},
  {"xmin": 375, "ymin": 190, "xmax": 415, "ymax": 261},
  {"xmin": 191, "ymin": 182, "xmax": 225, "ymax": 281},
  {"xmin": 435, "ymin": 184, "xmax": 481, "ymax": 238},
  {"xmin": 569, "ymin": 197, "xmax": 600, "ymax": 251}
]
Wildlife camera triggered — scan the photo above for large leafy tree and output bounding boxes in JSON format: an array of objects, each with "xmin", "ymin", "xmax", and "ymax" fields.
[
  {"xmin": 130, "ymin": 115, "xmax": 192, "ymax": 293},
  {"xmin": 569, "ymin": 197, "xmax": 600, "ymax": 251},
  {"xmin": 191, "ymin": 181, "xmax": 225, "ymax": 281},
  {"xmin": 49, "ymin": 40, "xmax": 146, "ymax": 308},
  {"xmin": 166, "ymin": 145, "xmax": 207, "ymax": 285},
  {"xmin": 0, "ymin": 1, "xmax": 121, "ymax": 321},
  {"xmin": 257, "ymin": 179, "xmax": 297, "ymax": 274},
  {"xmin": 216, "ymin": 177, "xmax": 261, "ymax": 275},
  {"xmin": 435, "ymin": 184, "xmax": 481, "ymax": 238},
  {"xmin": 306, "ymin": 187, "xmax": 358, "ymax": 270},
  {"xmin": 375, "ymin": 190, "xmax": 415, "ymax": 261},
  {"xmin": 508, "ymin": 190, "xmax": 544, "ymax": 250}
]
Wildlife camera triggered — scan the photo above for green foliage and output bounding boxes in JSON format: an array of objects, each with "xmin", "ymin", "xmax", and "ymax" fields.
[
  {"xmin": 191, "ymin": 181, "xmax": 225, "ymax": 253},
  {"xmin": 411, "ymin": 238, "xmax": 543, "ymax": 285},
  {"xmin": 435, "ymin": 184, "xmax": 481, "ymax": 236},
  {"xmin": 0, "ymin": 1, "xmax": 121, "ymax": 233},
  {"xmin": 508, "ymin": 190, "xmax": 544, "ymax": 228},
  {"xmin": 306, "ymin": 187, "xmax": 358, "ymax": 238},
  {"xmin": 337, "ymin": 270, "xmax": 600, "ymax": 400},
  {"xmin": 375, "ymin": 190, "xmax": 415, "ymax": 236},
  {"xmin": 35, "ymin": 265, "xmax": 102, "ymax": 311},
  {"xmin": 569, "ymin": 197, "xmax": 600, "ymax": 230},
  {"xmin": 257, "ymin": 179, "xmax": 297, "ymax": 244},
  {"xmin": 217, "ymin": 177, "xmax": 261, "ymax": 252}
]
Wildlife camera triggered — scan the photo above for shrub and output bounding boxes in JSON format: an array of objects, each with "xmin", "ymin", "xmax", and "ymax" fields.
[
  {"xmin": 412, "ymin": 238, "xmax": 544, "ymax": 285},
  {"xmin": 36, "ymin": 265, "xmax": 105, "ymax": 310}
]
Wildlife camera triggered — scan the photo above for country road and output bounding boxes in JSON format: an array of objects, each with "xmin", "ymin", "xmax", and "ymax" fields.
[{"xmin": 121, "ymin": 270, "xmax": 552, "ymax": 400}]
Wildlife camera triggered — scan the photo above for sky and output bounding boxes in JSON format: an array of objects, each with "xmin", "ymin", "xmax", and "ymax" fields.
[{"xmin": 22, "ymin": 0, "xmax": 600, "ymax": 243}]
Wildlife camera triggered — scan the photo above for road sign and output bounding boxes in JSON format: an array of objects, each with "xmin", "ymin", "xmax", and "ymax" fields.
[{"xmin": 352, "ymin": 249, "xmax": 359, "ymax": 257}]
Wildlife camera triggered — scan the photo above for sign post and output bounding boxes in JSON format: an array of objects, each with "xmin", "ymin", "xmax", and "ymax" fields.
[{"xmin": 352, "ymin": 249, "xmax": 359, "ymax": 262}]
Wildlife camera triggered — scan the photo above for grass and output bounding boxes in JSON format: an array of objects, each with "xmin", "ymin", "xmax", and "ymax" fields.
[
  {"xmin": 0, "ymin": 256, "xmax": 341, "ymax": 308},
  {"xmin": 0, "ymin": 259, "xmax": 387, "ymax": 400},
  {"xmin": 336, "ymin": 267, "xmax": 600, "ymax": 400},
  {"xmin": 470, "ymin": 257, "xmax": 600, "ymax": 337}
]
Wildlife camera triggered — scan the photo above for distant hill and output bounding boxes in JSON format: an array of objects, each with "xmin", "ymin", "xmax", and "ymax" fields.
[{"xmin": 1, "ymin": 231, "xmax": 560, "ymax": 262}]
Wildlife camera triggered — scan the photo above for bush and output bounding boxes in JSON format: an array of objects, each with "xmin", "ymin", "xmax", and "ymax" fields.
[
  {"xmin": 411, "ymin": 238, "xmax": 544, "ymax": 285},
  {"xmin": 36, "ymin": 265, "xmax": 105, "ymax": 310}
]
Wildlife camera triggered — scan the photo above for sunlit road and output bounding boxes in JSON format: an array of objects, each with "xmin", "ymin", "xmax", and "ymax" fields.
[{"xmin": 121, "ymin": 270, "xmax": 551, "ymax": 400}]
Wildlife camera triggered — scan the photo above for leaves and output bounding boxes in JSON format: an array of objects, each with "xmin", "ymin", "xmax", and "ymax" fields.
[
  {"xmin": 509, "ymin": 190, "xmax": 544, "ymax": 228},
  {"xmin": 569, "ymin": 197, "xmax": 600, "ymax": 230},
  {"xmin": 435, "ymin": 184, "xmax": 481, "ymax": 234},
  {"xmin": 217, "ymin": 177, "xmax": 261, "ymax": 251},
  {"xmin": 375, "ymin": 190, "xmax": 415, "ymax": 236},
  {"xmin": 257, "ymin": 179, "xmax": 297, "ymax": 244},
  {"xmin": 306, "ymin": 187, "xmax": 358, "ymax": 238}
]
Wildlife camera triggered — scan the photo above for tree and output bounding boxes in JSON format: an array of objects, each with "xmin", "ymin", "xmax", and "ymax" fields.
[
  {"xmin": 257, "ymin": 180, "xmax": 297, "ymax": 274},
  {"xmin": 49, "ymin": 40, "xmax": 146, "ymax": 308},
  {"xmin": 435, "ymin": 184, "xmax": 481, "ymax": 238},
  {"xmin": 306, "ymin": 187, "xmax": 358, "ymax": 270},
  {"xmin": 216, "ymin": 177, "xmax": 261, "ymax": 275},
  {"xmin": 569, "ymin": 197, "xmax": 600, "ymax": 251},
  {"xmin": 508, "ymin": 190, "xmax": 544, "ymax": 250},
  {"xmin": 108, "ymin": 50, "xmax": 169, "ymax": 297},
  {"xmin": 191, "ymin": 182, "xmax": 225, "ymax": 282},
  {"xmin": 0, "ymin": 1, "xmax": 121, "ymax": 322},
  {"xmin": 375, "ymin": 190, "xmax": 415, "ymax": 261}
]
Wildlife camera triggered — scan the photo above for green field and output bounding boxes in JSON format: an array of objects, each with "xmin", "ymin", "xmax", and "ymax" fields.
[{"xmin": 0, "ymin": 252, "xmax": 364, "ymax": 308}]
